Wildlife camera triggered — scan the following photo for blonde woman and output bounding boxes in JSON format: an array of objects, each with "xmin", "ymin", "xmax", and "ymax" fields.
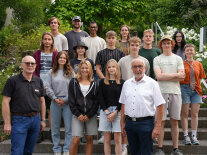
[
  {"xmin": 68, "ymin": 60, "xmax": 98, "ymax": 155},
  {"xmin": 98, "ymin": 59, "xmax": 124, "ymax": 155}
]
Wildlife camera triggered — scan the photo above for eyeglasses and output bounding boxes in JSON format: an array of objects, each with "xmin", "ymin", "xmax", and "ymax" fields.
[
  {"xmin": 90, "ymin": 26, "xmax": 97, "ymax": 29},
  {"xmin": 23, "ymin": 62, "xmax": 36, "ymax": 66},
  {"xmin": 132, "ymin": 65, "xmax": 144, "ymax": 69}
]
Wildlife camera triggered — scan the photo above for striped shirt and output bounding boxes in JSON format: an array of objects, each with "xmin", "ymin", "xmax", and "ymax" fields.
[
  {"xmin": 40, "ymin": 52, "xmax": 53, "ymax": 85},
  {"xmin": 95, "ymin": 48, "xmax": 125, "ymax": 76}
]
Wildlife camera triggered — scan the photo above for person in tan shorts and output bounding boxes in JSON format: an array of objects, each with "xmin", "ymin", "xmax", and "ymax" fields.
[{"xmin": 153, "ymin": 35, "xmax": 185, "ymax": 155}]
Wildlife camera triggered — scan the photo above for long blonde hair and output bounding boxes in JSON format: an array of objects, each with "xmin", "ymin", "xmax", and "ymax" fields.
[
  {"xmin": 76, "ymin": 60, "xmax": 94, "ymax": 82},
  {"xmin": 104, "ymin": 59, "xmax": 121, "ymax": 85}
]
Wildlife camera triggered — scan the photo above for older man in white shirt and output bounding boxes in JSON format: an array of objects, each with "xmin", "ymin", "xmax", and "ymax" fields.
[{"xmin": 120, "ymin": 58, "xmax": 165, "ymax": 155}]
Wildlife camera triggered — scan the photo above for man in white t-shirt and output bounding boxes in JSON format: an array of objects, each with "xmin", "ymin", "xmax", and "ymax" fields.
[
  {"xmin": 154, "ymin": 35, "xmax": 185, "ymax": 155},
  {"xmin": 118, "ymin": 36, "xmax": 150, "ymax": 81},
  {"xmin": 83, "ymin": 21, "xmax": 106, "ymax": 64},
  {"xmin": 48, "ymin": 17, "xmax": 68, "ymax": 52}
]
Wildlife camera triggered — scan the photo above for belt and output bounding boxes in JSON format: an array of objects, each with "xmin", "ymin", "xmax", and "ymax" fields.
[
  {"xmin": 12, "ymin": 112, "xmax": 40, "ymax": 117},
  {"xmin": 126, "ymin": 115, "xmax": 153, "ymax": 122}
]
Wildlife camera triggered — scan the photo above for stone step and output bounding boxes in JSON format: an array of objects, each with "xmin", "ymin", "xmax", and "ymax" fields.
[
  {"xmin": 166, "ymin": 117, "xmax": 207, "ymax": 128},
  {"xmin": 1, "ymin": 139, "xmax": 207, "ymax": 154},
  {"xmin": 195, "ymin": 108, "xmax": 207, "ymax": 117},
  {"xmin": 41, "ymin": 127, "xmax": 207, "ymax": 140},
  {"xmin": 47, "ymin": 108, "xmax": 207, "ymax": 128}
]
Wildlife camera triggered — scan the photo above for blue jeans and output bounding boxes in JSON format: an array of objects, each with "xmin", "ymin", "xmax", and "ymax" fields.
[
  {"xmin": 125, "ymin": 117, "xmax": 154, "ymax": 155},
  {"xmin": 11, "ymin": 114, "xmax": 40, "ymax": 155},
  {"xmin": 50, "ymin": 100, "xmax": 72, "ymax": 153}
]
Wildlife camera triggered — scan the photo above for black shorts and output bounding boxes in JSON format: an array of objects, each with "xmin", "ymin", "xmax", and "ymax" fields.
[{"xmin": 45, "ymin": 95, "xmax": 51, "ymax": 110}]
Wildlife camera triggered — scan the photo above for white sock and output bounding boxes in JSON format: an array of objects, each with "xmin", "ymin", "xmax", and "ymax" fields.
[
  {"xmin": 192, "ymin": 130, "xmax": 197, "ymax": 137},
  {"xmin": 183, "ymin": 130, "xmax": 188, "ymax": 137},
  {"xmin": 122, "ymin": 144, "xmax": 127, "ymax": 151}
]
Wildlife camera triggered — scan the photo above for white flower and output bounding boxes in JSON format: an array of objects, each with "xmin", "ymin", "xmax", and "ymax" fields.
[
  {"xmin": 195, "ymin": 53, "xmax": 200, "ymax": 57},
  {"xmin": 196, "ymin": 58, "xmax": 202, "ymax": 62},
  {"xmin": 7, "ymin": 75, "xmax": 10, "ymax": 78}
]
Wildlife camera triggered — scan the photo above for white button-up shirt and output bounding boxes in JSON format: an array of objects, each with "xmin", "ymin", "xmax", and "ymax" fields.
[{"xmin": 119, "ymin": 75, "xmax": 165, "ymax": 118}]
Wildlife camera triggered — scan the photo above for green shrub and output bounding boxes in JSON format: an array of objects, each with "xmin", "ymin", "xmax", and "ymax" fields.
[{"xmin": 0, "ymin": 23, "xmax": 71, "ymax": 120}]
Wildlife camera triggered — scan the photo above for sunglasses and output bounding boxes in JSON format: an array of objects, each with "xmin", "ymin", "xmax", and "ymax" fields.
[{"xmin": 23, "ymin": 62, "xmax": 36, "ymax": 66}]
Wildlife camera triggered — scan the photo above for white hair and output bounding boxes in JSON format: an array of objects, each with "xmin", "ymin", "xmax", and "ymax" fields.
[{"xmin": 131, "ymin": 57, "xmax": 145, "ymax": 67}]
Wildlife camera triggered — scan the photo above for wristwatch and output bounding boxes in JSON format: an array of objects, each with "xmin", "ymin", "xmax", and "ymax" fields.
[{"xmin": 41, "ymin": 119, "xmax": 46, "ymax": 123}]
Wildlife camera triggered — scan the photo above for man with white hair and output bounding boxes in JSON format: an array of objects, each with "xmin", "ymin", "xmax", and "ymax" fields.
[
  {"xmin": 2, "ymin": 56, "xmax": 46, "ymax": 155},
  {"xmin": 120, "ymin": 58, "xmax": 165, "ymax": 155}
]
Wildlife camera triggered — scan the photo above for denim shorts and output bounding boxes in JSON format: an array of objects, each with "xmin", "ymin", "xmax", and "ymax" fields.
[
  {"xmin": 72, "ymin": 114, "xmax": 97, "ymax": 137},
  {"xmin": 181, "ymin": 84, "xmax": 203, "ymax": 104},
  {"xmin": 98, "ymin": 106, "xmax": 121, "ymax": 133}
]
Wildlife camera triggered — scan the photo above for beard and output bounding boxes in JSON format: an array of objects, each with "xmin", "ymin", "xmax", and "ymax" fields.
[{"xmin": 134, "ymin": 72, "xmax": 144, "ymax": 80}]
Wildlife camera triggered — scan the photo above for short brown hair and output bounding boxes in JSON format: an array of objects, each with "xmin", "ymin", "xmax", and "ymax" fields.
[
  {"xmin": 158, "ymin": 39, "xmax": 175, "ymax": 51},
  {"xmin": 143, "ymin": 29, "xmax": 154, "ymax": 36},
  {"xmin": 106, "ymin": 31, "xmax": 117, "ymax": 38},
  {"xmin": 129, "ymin": 37, "xmax": 141, "ymax": 46},
  {"xmin": 48, "ymin": 17, "xmax": 60, "ymax": 27},
  {"xmin": 184, "ymin": 43, "xmax": 195, "ymax": 51}
]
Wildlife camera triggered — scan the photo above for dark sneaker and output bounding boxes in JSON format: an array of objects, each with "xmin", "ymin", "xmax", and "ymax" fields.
[
  {"xmin": 191, "ymin": 136, "xmax": 199, "ymax": 145},
  {"xmin": 155, "ymin": 149, "xmax": 165, "ymax": 155},
  {"xmin": 183, "ymin": 135, "xmax": 191, "ymax": 145},
  {"xmin": 171, "ymin": 149, "xmax": 183, "ymax": 155}
]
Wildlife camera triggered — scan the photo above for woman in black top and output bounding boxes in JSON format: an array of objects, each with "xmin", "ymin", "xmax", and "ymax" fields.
[
  {"xmin": 172, "ymin": 30, "xmax": 186, "ymax": 60},
  {"xmin": 98, "ymin": 59, "xmax": 124, "ymax": 155}
]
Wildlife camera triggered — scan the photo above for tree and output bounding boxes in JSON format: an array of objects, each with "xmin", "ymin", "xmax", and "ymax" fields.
[
  {"xmin": 46, "ymin": 0, "xmax": 154, "ymax": 37},
  {"xmin": 0, "ymin": 1, "xmax": 8, "ymax": 29},
  {"xmin": 1, "ymin": 0, "xmax": 51, "ymax": 32}
]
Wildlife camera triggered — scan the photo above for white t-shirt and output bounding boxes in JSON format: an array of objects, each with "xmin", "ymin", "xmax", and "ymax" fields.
[
  {"xmin": 153, "ymin": 53, "xmax": 184, "ymax": 94},
  {"xmin": 80, "ymin": 84, "xmax": 90, "ymax": 97},
  {"xmin": 53, "ymin": 33, "xmax": 68, "ymax": 52},
  {"xmin": 82, "ymin": 36, "xmax": 106, "ymax": 63},
  {"xmin": 118, "ymin": 55, "xmax": 150, "ymax": 80}
]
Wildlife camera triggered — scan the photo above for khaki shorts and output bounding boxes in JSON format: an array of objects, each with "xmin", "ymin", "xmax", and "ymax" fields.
[
  {"xmin": 162, "ymin": 94, "xmax": 182, "ymax": 120},
  {"xmin": 72, "ymin": 115, "xmax": 97, "ymax": 137}
]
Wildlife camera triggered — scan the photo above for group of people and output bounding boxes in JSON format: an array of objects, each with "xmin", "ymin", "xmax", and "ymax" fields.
[{"xmin": 1, "ymin": 15, "xmax": 206, "ymax": 155}]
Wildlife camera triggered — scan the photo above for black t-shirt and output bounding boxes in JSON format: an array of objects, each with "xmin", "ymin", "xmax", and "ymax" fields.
[
  {"xmin": 95, "ymin": 48, "xmax": 125, "ymax": 76},
  {"xmin": 2, "ymin": 73, "xmax": 45, "ymax": 113},
  {"xmin": 98, "ymin": 79, "xmax": 124, "ymax": 111}
]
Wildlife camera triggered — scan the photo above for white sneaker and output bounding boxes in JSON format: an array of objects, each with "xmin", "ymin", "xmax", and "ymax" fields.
[
  {"xmin": 54, "ymin": 153, "xmax": 61, "ymax": 155},
  {"xmin": 97, "ymin": 135, "xmax": 104, "ymax": 144},
  {"xmin": 122, "ymin": 148, "xmax": 128, "ymax": 155},
  {"xmin": 63, "ymin": 152, "xmax": 70, "ymax": 155}
]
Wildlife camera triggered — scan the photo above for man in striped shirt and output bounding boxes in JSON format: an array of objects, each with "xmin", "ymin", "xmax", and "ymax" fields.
[{"xmin": 95, "ymin": 31, "xmax": 125, "ymax": 79}]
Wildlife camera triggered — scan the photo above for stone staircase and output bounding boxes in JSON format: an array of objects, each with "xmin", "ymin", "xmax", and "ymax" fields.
[{"xmin": 0, "ymin": 108, "xmax": 207, "ymax": 155}]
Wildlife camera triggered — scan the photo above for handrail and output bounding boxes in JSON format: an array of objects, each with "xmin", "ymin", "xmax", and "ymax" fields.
[
  {"xmin": 155, "ymin": 22, "xmax": 164, "ymax": 45},
  {"xmin": 201, "ymin": 79, "xmax": 207, "ymax": 89}
]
